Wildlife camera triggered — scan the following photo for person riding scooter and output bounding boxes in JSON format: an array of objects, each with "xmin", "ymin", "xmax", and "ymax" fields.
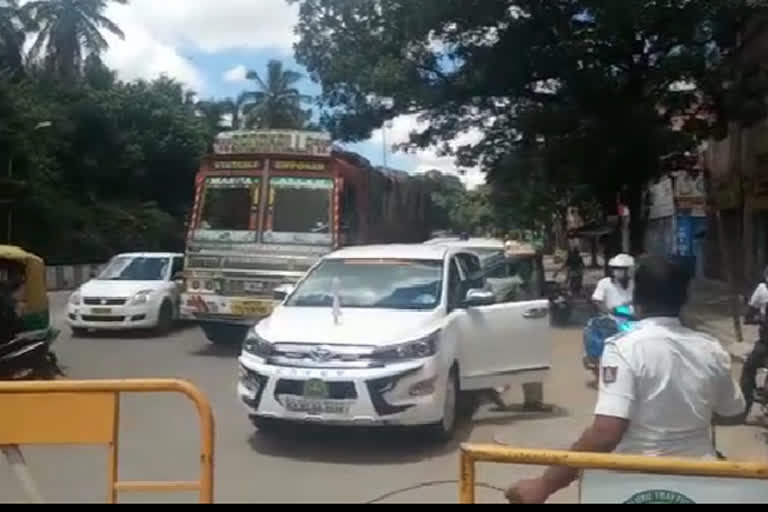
[
  {"xmin": 554, "ymin": 241, "xmax": 585, "ymax": 296},
  {"xmin": 592, "ymin": 253, "xmax": 635, "ymax": 314},
  {"xmin": 739, "ymin": 266, "xmax": 768, "ymax": 422}
]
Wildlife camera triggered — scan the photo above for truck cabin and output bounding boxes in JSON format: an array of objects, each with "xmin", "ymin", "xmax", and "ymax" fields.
[{"xmin": 190, "ymin": 131, "xmax": 340, "ymax": 248}]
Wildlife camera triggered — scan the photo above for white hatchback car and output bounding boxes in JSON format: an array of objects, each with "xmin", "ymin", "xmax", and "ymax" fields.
[
  {"xmin": 67, "ymin": 252, "xmax": 185, "ymax": 335},
  {"xmin": 237, "ymin": 244, "xmax": 551, "ymax": 440}
]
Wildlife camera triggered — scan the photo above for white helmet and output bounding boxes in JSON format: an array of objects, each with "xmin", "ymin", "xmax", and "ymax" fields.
[{"xmin": 608, "ymin": 253, "xmax": 635, "ymax": 269}]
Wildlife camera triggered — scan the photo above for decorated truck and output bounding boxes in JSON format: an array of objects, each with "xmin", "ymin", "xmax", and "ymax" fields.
[{"xmin": 181, "ymin": 130, "xmax": 432, "ymax": 345}]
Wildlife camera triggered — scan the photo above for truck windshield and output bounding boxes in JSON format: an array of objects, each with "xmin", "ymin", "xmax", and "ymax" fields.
[
  {"xmin": 286, "ymin": 259, "xmax": 443, "ymax": 310},
  {"xmin": 264, "ymin": 177, "xmax": 332, "ymax": 245},
  {"xmin": 196, "ymin": 177, "xmax": 259, "ymax": 234}
]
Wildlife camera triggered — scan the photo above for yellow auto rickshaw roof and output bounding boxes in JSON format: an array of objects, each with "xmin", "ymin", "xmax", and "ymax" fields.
[{"xmin": 0, "ymin": 245, "xmax": 44, "ymax": 265}]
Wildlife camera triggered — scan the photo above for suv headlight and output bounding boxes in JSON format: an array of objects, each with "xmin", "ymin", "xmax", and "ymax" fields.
[
  {"xmin": 131, "ymin": 290, "xmax": 154, "ymax": 305},
  {"xmin": 243, "ymin": 329, "xmax": 275, "ymax": 357},
  {"xmin": 69, "ymin": 291, "xmax": 81, "ymax": 306},
  {"xmin": 373, "ymin": 331, "xmax": 441, "ymax": 361}
]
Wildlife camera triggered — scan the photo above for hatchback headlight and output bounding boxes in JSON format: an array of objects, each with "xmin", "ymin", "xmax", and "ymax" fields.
[
  {"xmin": 373, "ymin": 331, "xmax": 441, "ymax": 361},
  {"xmin": 131, "ymin": 290, "xmax": 154, "ymax": 305},
  {"xmin": 243, "ymin": 328, "xmax": 275, "ymax": 357}
]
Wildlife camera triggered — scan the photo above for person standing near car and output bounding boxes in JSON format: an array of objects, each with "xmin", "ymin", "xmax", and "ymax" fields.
[
  {"xmin": 591, "ymin": 254, "xmax": 635, "ymax": 314},
  {"xmin": 506, "ymin": 256, "xmax": 745, "ymax": 504}
]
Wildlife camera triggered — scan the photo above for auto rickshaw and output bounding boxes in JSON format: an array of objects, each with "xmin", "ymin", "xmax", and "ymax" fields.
[{"xmin": 0, "ymin": 245, "xmax": 60, "ymax": 379}]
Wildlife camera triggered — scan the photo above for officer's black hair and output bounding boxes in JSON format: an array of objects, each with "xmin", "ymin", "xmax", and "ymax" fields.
[{"xmin": 633, "ymin": 256, "xmax": 692, "ymax": 317}]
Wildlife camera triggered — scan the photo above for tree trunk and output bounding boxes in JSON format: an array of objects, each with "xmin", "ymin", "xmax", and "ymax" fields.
[{"xmin": 705, "ymin": 168, "xmax": 744, "ymax": 343}]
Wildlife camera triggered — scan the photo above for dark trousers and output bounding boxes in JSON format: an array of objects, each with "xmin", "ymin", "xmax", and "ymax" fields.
[{"xmin": 740, "ymin": 341, "xmax": 768, "ymax": 417}]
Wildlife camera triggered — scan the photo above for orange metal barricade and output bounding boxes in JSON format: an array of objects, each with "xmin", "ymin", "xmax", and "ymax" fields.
[
  {"xmin": 459, "ymin": 443, "xmax": 768, "ymax": 504},
  {"xmin": 0, "ymin": 379, "xmax": 215, "ymax": 503}
]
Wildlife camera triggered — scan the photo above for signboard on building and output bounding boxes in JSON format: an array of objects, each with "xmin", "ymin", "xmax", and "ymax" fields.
[
  {"xmin": 581, "ymin": 470, "xmax": 768, "ymax": 504},
  {"xmin": 214, "ymin": 130, "xmax": 332, "ymax": 157},
  {"xmin": 647, "ymin": 176, "xmax": 675, "ymax": 220},
  {"xmin": 673, "ymin": 171, "xmax": 706, "ymax": 217},
  {"xmin": 213, "ymin": 160, "xmax": 263, "ymax": 170},
  {"xmin": 272, "ymin": 160, "xmax": 329, "ymax": 171}
]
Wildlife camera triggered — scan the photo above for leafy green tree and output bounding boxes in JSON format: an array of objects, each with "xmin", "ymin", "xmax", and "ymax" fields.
[
  {"xmin": 239, "ymin": 59, "xmax": 313, "ymax": 129},
  {"xmin": 0, "ymin": 0, "xmax": 30, "ymax": 75},
  {"xmin": 24, "ymin": 0, "xmax": 127, "ymax": 79},
  {"xmin": 290, "ymin": 0, "xmax": 763, "ymax": 250}
]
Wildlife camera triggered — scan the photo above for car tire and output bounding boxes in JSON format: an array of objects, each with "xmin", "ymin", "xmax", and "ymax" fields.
[
  {"xmin": 202, "ymin": 323, "xmax": 249, "ymax": 346},
  {"xmin": 426, "ymin": 368, "xmax": 459, "ymax": 443},
  {"xmin": 154, "ymin": 300, "xmax": 174, "ymax": 335}
]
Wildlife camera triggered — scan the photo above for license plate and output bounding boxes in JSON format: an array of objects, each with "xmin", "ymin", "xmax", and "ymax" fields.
[
  {"xmin": 244, "ymin": 281, "xmax": 265, "ymax": 292},
  {"xmin": 283, "ymin": 397, "xmax": 351, "ymax": 415},
  {"xmin": 231, "ymin": 300, "xmax": 272, "ymax": 317},
  {"xmin": 91, "ymin": 308, "xmax": 112, "ymax": 315}
]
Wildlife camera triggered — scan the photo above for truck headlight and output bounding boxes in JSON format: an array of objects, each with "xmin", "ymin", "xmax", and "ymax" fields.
[
  {"xmin": 243, "ymin": 329, "xmax": 275, "ymax": 357},
  {"xmin": 373, "ymin": 331, "xmax": 440, "ymax": 361}
]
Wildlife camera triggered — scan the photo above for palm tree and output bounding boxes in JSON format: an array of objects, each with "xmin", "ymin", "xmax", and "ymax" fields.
[
  {"xmin": 239, "ymin": 60, "xmax": 313, "ymax": 130},
  {"xmin": 24, "ymin": 0, "xmax": 127, "ymax": 79},
  {"xmin": 0, "ymin": 0, "xmax": 30, "ymax": 74}
]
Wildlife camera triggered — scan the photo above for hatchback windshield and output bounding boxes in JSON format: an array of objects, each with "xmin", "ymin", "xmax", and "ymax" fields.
[
  {"xmin": 99, "ymin": 256, "xmax": 170, "ymax": 281},
  {"xmin": 287, "ymin": 259, "xmax": 443, "ymax": 310}
]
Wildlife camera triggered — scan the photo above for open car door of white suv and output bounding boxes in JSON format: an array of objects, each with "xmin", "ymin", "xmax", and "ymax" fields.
[{"xmin": 445, "ymin": 252, "xmax": 552, "ymax": 391}]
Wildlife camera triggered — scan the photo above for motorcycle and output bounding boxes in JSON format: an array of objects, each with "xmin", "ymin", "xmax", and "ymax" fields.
[
  {"xmin": 582, "ymin": 305, "xmax": 636, "ymax": 378},
  {"xmin": 546, "ymin": 280, "xmax": 572, "ymax": 326},
  {"xmin": 0, "ymin": 329, "xmax": 62, "ymax": 381}
]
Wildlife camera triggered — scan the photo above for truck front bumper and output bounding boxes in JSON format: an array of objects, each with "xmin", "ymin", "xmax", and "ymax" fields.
[{"xmin": 181, "ymin": 293, "xmax": 276, "ymax": 324}]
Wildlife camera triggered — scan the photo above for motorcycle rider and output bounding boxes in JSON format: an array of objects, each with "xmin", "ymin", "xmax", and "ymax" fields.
[
  {"xmin": 592, "ymin": 253, "xmax": 635, "ymax": 314},
  {"xmin": 554, "ymin": 240, "xmax": 584, "ymax": 295},
  {"xmin": 739, "ymin": 266, "xmax": 768, "ymax": 421}
]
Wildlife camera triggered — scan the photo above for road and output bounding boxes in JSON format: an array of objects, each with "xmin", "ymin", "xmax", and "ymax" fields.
[{"xmin": 1, "ymin": 292, "xmax": 766, "ymax": 504}]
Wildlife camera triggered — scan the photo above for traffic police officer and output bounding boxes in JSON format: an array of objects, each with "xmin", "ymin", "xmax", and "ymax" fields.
[{"xmin": 506, "ymin": 256, "xmax": 745, "ymax": 504}]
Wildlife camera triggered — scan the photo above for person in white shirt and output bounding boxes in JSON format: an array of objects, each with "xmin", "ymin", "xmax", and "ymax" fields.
[
  {"xmin": 506, "ymin": 256, "xmax": 745, "ymax": 504},
  {"xmin": 592, "ymin": 254, "xmax": 635, "ymax": 314},
  {"xmin": 739, "ymin": 267, "xmax": 768, "ymax": 420}
]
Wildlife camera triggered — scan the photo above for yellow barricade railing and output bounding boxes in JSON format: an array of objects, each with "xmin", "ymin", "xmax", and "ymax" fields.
[
  {"xmin": 0, "ymin": 379, "xmax": 215, "ymax": 503},
  {"xmin": 459, "ymin": 443, "xmax": 768, "ymax": 504}
]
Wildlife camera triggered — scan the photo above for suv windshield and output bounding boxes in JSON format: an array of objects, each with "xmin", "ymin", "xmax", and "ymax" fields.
[
  {"xmin": 99, "ymin": 256, "xmax": 170, "ymax": 281},
  {"xmin": 287, "ymin": 258, "xmax": 443, "ymax": 310},
  {"xmin": 264, "ymin": 177, "xmax": 332, "ymax": 245}
]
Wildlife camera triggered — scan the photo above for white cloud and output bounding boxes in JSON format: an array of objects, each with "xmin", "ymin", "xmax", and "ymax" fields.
[
  {"xmin": 366, "ymin": 115, "xmax": 486, "ymax": 189},
  {"xmin": 223, "ymin": 65, "xmax": 248, "ymax": 83},
  {"xmin": 100, "ymin": 0, "xmax": 300, "ymax": 93}
]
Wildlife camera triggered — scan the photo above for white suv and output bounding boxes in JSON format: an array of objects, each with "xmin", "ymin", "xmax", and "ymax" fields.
[{"xmin": 237, "ymin": 244, "xmax": 551, "ymax": 439}]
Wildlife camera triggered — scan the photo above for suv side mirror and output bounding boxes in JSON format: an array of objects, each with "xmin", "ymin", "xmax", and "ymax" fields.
[
  {"xmin": 172, "ymin": 271, "xmax": 184, "ymax": 283},
  {"xmin": 464, "ymin": 288, "xmax": 496, "ymax": 307},
  {"xmin": 273, "ymin": 284, "xmax": 295, "ymax": 301}
]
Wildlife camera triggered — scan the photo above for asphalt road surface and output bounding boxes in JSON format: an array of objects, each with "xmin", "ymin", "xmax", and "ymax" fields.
[{"xmin": 1, "ymin": 292, "xmax": 766, "ymax": 504}]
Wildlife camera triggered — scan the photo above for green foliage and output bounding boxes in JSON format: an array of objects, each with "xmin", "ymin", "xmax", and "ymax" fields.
[
  {"xmin": 24, "ymin": 0, "xmax": 128, "ymax": 79},
  {"xmin": 418, "ymin": 170, "xmax": 495, "ymax": 234},
  {"xmin": 291, "ymin": 0, "xmax": 766, "ymax": 230},
  {"xmin": 0, "ymin": 72, "xmax": 208, "ymax": 263},
  {"xmin": 239, "ymin": 59, "xmax": 314, "ymax": 129}
]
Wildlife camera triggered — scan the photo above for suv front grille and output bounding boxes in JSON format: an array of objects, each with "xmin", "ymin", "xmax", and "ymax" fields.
[{"xmin": 83, "ymin": 298, "xmax": 127, "ymax": 306}]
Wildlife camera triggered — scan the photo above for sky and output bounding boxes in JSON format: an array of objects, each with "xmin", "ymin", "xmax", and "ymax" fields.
[{"xmin": 98, "ymin": 0, "xmax": 485, "ymax": 189}]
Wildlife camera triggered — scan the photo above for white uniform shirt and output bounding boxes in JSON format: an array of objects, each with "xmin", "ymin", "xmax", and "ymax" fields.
[
  {"xmin": 594, "ymin": 317, "xmax": 745, "ymax": 458},
  {"xmin": 749, "ymin": 282, "xmax": 768, "ymax": 316},
  {"xmin": 592, "ymin": 277, "xmax": 633, "ymax": 311}
]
